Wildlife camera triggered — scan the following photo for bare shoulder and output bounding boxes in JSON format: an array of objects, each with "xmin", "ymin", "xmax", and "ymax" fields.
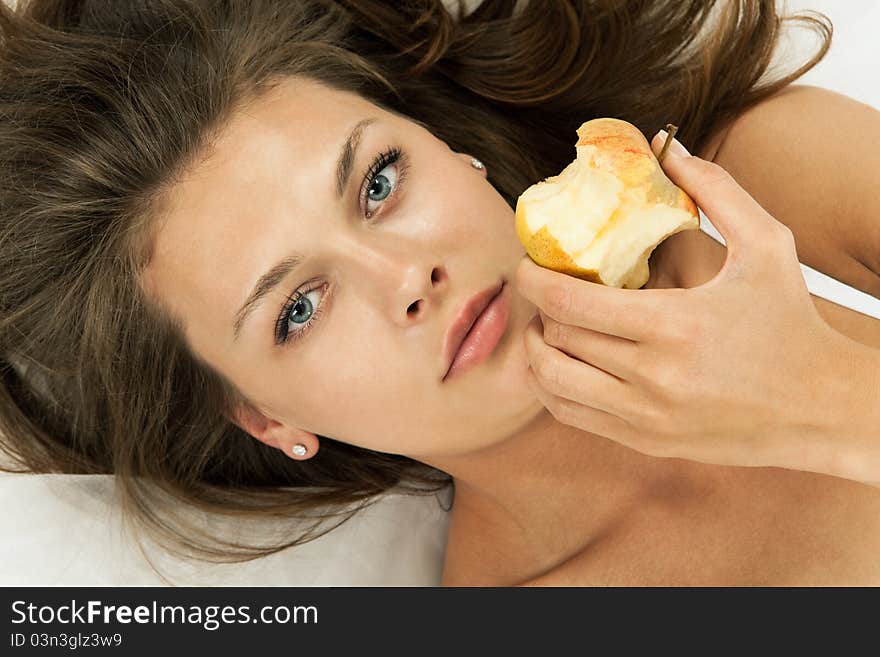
[
  {"xmin": 698, "ymin": 83, "xmax": 880, "ymax": 300},
  {"xmin": 695, "ymin": 83, "xmax": 815, "ymax": 161}
]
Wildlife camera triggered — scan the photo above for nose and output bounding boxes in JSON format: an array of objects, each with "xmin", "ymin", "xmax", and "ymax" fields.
[
  {"xmin": 400, "ymin": 264, "xmax": 447, "ymax": 325},
  {"xmin": 346, "ymin": 238, "xmax": 447, "ymax": 326}
]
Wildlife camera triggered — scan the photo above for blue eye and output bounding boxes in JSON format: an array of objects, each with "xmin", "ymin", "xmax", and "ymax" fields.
[
  {"xmin": 273, "ymin": 283, "xmax": 328, "ymax": 347},
  {"xmin": 273, "ymin": 146, "xmax": 410, "ymax": 346},
  {"xmin": 361, "ymin": 146, "xmax": 405, "ymax": 219}
]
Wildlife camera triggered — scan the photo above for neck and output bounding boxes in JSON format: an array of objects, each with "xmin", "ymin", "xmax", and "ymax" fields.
[{"xmin": 437, "ymin": 409, "xmax": 699, "ymax": 578}]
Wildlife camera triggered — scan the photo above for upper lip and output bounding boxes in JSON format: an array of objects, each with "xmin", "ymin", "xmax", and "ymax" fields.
[{"xmin": 442, "ymin": 279, "xmax": 505, "ymax": 380}]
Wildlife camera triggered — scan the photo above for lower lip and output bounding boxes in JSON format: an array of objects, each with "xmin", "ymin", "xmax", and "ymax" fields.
[{"xmin": 444, "ymin": 284, "xmax": 510, "ymax": 381}]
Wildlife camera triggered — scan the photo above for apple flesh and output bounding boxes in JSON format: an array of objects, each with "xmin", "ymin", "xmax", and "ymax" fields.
[{"xmin": 515, "ymin": 118, "xmax": 700, "ymax": 289}]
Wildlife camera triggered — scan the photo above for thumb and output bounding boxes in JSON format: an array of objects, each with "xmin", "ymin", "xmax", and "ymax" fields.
[{"xmin": 649, "ymin": 129, "xmax": 786, "ymax": 270}]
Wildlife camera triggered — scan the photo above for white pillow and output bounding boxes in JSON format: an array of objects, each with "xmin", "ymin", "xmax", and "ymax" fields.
[{"xmin": 0, "ymin": 473, "xmax": 452, "ymax": 585}]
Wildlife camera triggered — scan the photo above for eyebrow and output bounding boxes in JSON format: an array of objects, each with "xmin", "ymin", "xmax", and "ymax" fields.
[{"xmin": 232, "ymin": 117, "xmax": 379, "ymax": 342}]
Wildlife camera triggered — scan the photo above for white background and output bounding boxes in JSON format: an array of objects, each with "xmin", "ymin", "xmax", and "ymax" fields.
[{"xmin": 776, "ymin": 0, "xmax": 879, "ymax": 109}]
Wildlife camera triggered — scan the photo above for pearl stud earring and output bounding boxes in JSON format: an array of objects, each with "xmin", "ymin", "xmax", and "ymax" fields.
[{"xmin": 291, "ymin": 443, "xmax": 308, "ymax": 457}]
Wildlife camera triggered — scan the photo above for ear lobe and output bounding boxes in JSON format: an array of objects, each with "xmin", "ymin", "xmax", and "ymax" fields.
[{"xmin": 228, "ymin": 402, "xmax": 318, "ymax": 454}]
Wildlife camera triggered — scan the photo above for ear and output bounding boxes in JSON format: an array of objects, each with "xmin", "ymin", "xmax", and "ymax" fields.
[{"xmin": 229, "ymin": 401, "xmax": 319, "ymax": 458}]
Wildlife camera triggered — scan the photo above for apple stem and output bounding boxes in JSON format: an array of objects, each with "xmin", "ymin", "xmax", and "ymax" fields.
[{"xmin": 657, "ymin": 123, "xmax": 679, "ymax": 165}]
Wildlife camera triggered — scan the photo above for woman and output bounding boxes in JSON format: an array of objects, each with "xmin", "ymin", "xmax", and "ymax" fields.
[{"xmin": 1, "ymin": 0, "xmax": 878, "ymax": 585}]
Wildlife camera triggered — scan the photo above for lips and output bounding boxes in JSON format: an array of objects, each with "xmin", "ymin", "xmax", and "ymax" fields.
[{"xmin": 443, "ymin": 280, "xmax": 505, "ymax": 379}]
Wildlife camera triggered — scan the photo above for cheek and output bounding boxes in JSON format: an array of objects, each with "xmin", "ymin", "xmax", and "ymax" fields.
[
  {"xmin": 454, "ymin": 180, "xmax": 520, "ymax": 254},
  {"xmin": 289, "ymin": 331, "xmax": 438, "ymax": 452},
  {"xmin": 265, "ymin": 318, "xmax": 400, "ymax": 433}
]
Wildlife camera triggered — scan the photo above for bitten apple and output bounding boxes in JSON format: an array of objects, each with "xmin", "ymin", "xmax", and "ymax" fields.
[{"xmin": 515, "ymin": 118, "xmax": 699, "ymax": 289}]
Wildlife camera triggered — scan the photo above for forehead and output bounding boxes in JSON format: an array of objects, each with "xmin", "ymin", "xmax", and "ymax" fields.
[{"xmin": 141, "ymin": 77, "xmax": 376, "ymax": 354}]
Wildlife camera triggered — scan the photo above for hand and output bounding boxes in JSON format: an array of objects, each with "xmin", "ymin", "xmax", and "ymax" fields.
[{"xmin": 516, "ymin": 130, "xmax": 855, "ymax": 472}]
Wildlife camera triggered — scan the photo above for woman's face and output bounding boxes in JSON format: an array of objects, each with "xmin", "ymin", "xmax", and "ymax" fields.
[{"xmin": 142, "ymin": 76, "xmax": 543, "ymax": 461}]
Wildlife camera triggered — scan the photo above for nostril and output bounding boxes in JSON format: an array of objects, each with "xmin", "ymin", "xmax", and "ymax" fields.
[{"xmin": 407, "ymin": 300, "xmax": 420, "ymax": 316}]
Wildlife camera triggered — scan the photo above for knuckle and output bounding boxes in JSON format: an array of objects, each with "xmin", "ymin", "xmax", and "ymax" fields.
[
  {"xmin": 634, "ymin": 358, "xmax": 662, "ymax": 388},
  {"xmin": 654, "ymin": 314, "xmax": 682, "ymax": 343},
  {"xmin": 774, "ymin": 222, "xmax": 796, "ymax": 249},
  {"xmin": 653, "ymin": 401, "xmax": 684, "ymax": 436},
  {"xmin": 633, "ymin": 403, "xmax": 663, "ymax": 434},
  {"xmin": 670, "ymin": 314, "xmax": 705, "ymax": 345},
  {"xmin": 695, "ymin": 158, "xmax": 734, "ymax": 187},
  {"xmin": 751, "ymin": 221, "xmax": 796, "ymax": 269},
  {"xmin": 532, "ymin": 358, "xmax": 553, "ymax": 385},
  {"xmin": 630, "ymin": 405, "xmax": 677, "ymax": 447},
  {"xmin": 626, "ymin": 411, "xmax": 671, "ymax": 454},
  {"xmin": 642, "ymin": 359, "xmax": 682, "ymax": 395},
  {"xmin": 544, "ymin": 283, "xmax": 573, "ymax": 318},
  {"xmin": 542, "ymin": 316, "xmax": 565, "ymax": 347},
  {"xmin": 651, "ymin": 290, "xmax": 708, "ymax": 344},
  {"xmin": 549, "ymin": 398, "xmax": 576, "ymax": 425},
  {"xmin": 640, "ymin": 294, "xmax": 681, "ymax": 341},
  {"xmin": 535, "ymin": 355, "xmax": 561, "ymax": 390},
  {"xmin": 642, "ymin": 436, "xmax": 675, "ymax": 458},
  {"xmin": 630, "ymin": 396, "xmax": 682, "ymax": 446},
  {"xmin": 638, "ymin": 356, "xmax": 662, "ymax": 384},
  {"xmin": 639, "ymin": 317, "xmax": 667, "ymax": 342}
]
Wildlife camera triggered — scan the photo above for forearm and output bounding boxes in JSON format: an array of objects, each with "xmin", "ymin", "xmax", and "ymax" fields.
[{"xmin": 818, "ymin": 334, "xmax": 880, "ymax": 488}]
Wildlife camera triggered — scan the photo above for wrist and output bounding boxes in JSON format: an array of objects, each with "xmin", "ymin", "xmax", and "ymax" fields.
[{"xmin": 816, "ymin": 333, "xmax": 880, "ymax": 485}]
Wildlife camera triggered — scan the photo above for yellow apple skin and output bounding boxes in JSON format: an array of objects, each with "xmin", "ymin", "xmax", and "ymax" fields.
[
  {"xmin": 515, "ymin": 117, "xmax": 699, "ymax": 288},
  {"xmin": 514, "ymin": 205, "xmax": 607, "ymax": 284}
]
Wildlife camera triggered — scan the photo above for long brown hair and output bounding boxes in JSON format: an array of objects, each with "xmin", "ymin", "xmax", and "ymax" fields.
[{"xmin": 0, "ymin": 0, "xmax": 832, "ymax": 569}]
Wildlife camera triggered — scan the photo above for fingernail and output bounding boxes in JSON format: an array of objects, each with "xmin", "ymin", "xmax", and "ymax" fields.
[
  {"xmin": 671, "ymin": 136, "xmax": 690, "ymax": 157},
  {"xmin": 657, "ymin": 129, "xmax": 690, "ymax": 158}
]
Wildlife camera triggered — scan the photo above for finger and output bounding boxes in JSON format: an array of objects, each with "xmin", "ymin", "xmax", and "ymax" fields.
[
  {"xmin": 526, "ymin": 365, "xmax": 632, "ymax": 439},
  {"xmin": 537, "ymin": 309, "xmax": 640, "ymax": 381},
  {"xmin": 650, "ymin": 131, "xmax": 789, "ymax": 267},
  {"xmin": 516, "ymin": 254, "xmax": 676, "ymax": 342},
  {"xmin": 524, "ymin": 313, "xmax": 629, "ymax": 417}
]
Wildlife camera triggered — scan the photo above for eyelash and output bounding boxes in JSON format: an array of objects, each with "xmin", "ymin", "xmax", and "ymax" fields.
[{"xmin": 273, "ymin": 145, "xmax": 410, "ymax": 346}]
